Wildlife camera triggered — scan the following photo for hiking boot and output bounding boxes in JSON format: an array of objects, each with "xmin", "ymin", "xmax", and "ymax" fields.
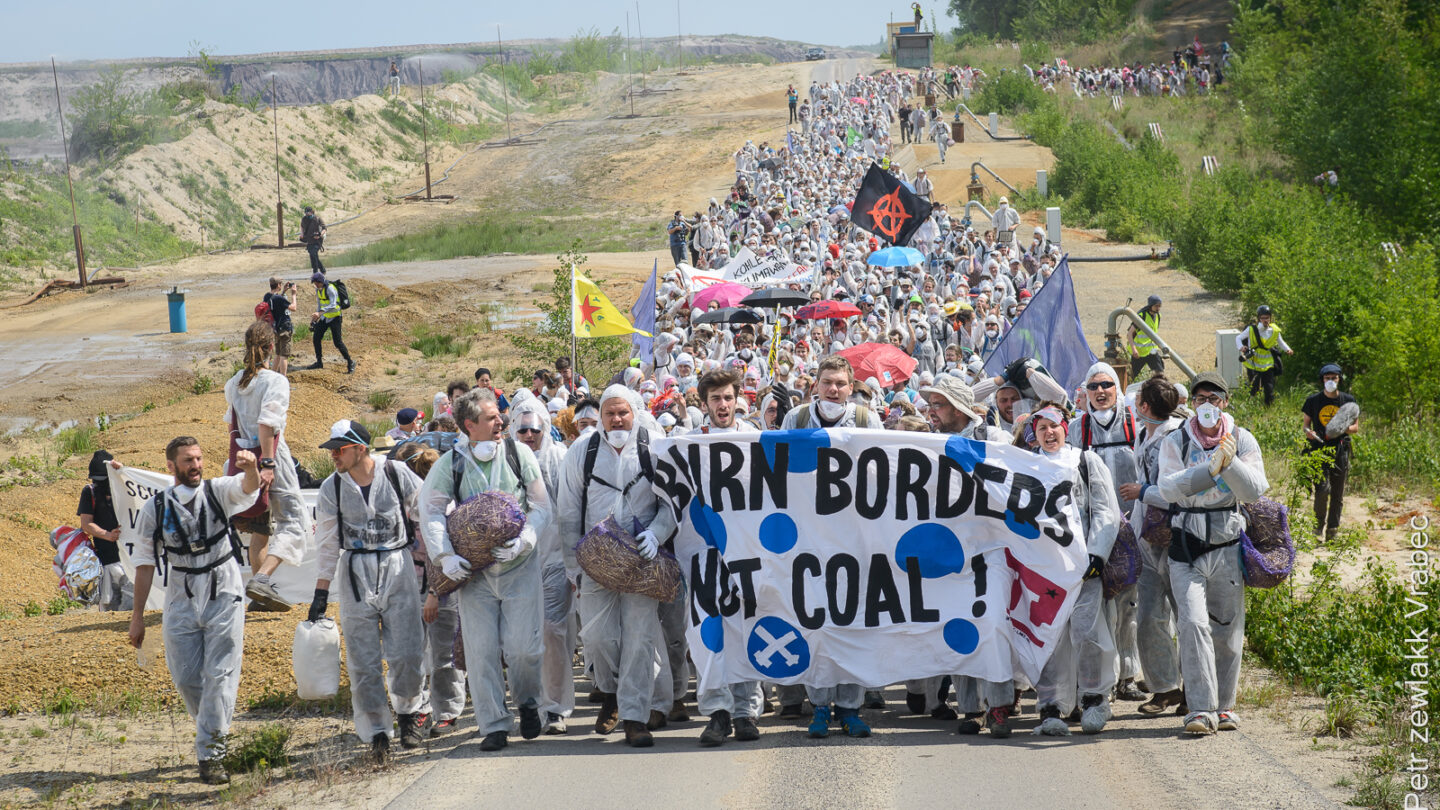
[
  {"xmin": 346, "ymin": 359, "xmax": 356, "ymax": 374},
  {"xmin": 544, "ymin": 713, "xmax": 567, "ymax": 735},
  {"xmin": 668, "ymin": 699, "xmax": 691, "ymax": 723},
  {"xmin": 594, "ymin": 692, "xmax": 619, "ymax": 734},
  {"xmin": 623, "ymin": 720, "xmax": 654, "ymax": 748},
  {"xmin": 304, "ymin": 361, "xmax": 323, "ymax": 370},
  {"xmin": 244, "ymin": 577, "xmax": 292, "ymax": 612},
  {"xmin": 699, "ymin": 710, "xmax": 732, "ymax": 746},
  {"xmin": 430, "ymin": 717, "xmax": 458, "ymax": 737},
  {"xmin": 837, "ymin": 709, "xmax": 871, "ymax": 738},
  {"xmin": 398, "ymin": 713, "xmax": 426, "ymax": 749},
  {"xmin": 1080, "ymin": 694, "xmax": 1110, "ymax": 735},
  {"xmin": 1184, "ymin": 711, "xmax": 1217, "ymax": 735},
  {"xmin": 1066, "ymin": 707, "xmax": 1082, "ymax": 723},
  {"xmin": 1139, "ymin": 689, "xmax": 1184, "ymax": 715},
  {"xmin": 1115, "ymin": 678, "xmax": 1147, "ymax": 701},
  {"xmin": 779, "ymin": 703, "xmax": 804, "ymax": 719},
  {"xmin": 371, "ymin": 732, "xmax": 391, "ymax": 764},
  {"xmin": 198, "ymin": 759, "xmax": 230, "ymax": 785},
  {"xmin": 808, "ymin": 706, "xmax": 832, "ymax": 738},
  {"xmin": 863, "ymin": 690, "xmax": 886, "ymax": 709},
  {"xmin": 930, "ymin": 705, "xmax": 958, "ymax": 721},
  {"xmin": 986, "ymin": 706, "xmax": 1013, "ymax": 738},
  {"xmin": 587, "ymin": 688, "xmax": 604, "ymax": 704},
  {"xmin": 519, "ymin": 705, "xmax": 542, "ymax": 740},
  {"xmin": 1035, "ymin": 704, "xmax": 1070, "ymax": 737},
  {"xmin": 956, "ymin": 712, "xmax": 983, "ymax": 735},
  {"xmin": 1217, "ymin": 711, "xmax": 1240, "ymax": 731},
  {"xmin": 647, "ymin": 709, "xmax": 668, "ymax": 731},
  {"xmin": 906, "ymin": 691, "xmax": 927, "ymax": 714},
  {"xmin": 733, "ymin": 716, "xmax": 761, "ymax": 742},
  {"xmin": 761, "ymin": 699, "xmax": 773, "ymax": 715},
  {"xmin": 478, "ymin": 731, "xmax": 508, "ymax": 751}
]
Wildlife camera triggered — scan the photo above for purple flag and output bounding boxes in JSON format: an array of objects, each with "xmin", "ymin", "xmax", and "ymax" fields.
[
  {"xmin": 631, "ymin": 259, "xmax": 658, "ymax": 363},
  {"xmin": 983, "ymin": 257, "xmax": 1098, "ymax": 391}
]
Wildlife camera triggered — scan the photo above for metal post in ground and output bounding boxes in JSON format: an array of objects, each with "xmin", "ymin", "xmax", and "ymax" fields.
[
  {"xmin": 496, "ymin": 25, "xmax": 513, "ymax": 142},
  {"xmin": 51, "ymin": 58, "xmax": 86, "ymax": 287},
  {"xmin": 419, "ymin": 58, "xmax": 431, "ymax": 199},
  {"xmin": 272, "ymin": 76, "xmax": 284, "ymax": 247}
]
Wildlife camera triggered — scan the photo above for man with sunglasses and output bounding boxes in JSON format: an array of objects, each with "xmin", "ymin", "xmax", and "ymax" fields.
[{"xmin": 1069, "ymin": 363, "xmax": 1145, "ymax": 704}]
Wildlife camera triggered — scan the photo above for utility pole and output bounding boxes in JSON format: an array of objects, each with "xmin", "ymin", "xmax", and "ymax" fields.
[
  {"xmin": 272, "ymin": 75, "xmax": 284, "ymax": 248},
  {"xmin": 636, "ymin": 2, "xmax": 647, "ymax": 92},
  {"xmin": 419, "ymin": 58, "xmax": 432, "ymax": 199},
  {"xmin": 626, "ymin": 11, "xmax": 635, "ymax": 116},
  {"xmin": 51, "ymin": 58, "xmax": 85, "ymax": 286},
  {"xmin": 676, "ymin": 0, "xmax": 682, "ymax": 72},
  {"xmin": 496, "ymin": 25, "xmax": 513, "ymax": 142}
]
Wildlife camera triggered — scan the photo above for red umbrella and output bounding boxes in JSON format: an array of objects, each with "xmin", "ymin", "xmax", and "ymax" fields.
[
  {"xmin": 837, "ymin": 342, "xmax": 919, "ymax": 387},
  {"xmin": 849, "ymin": 96, "xmax": 869, "ymax": 106},
  {"xmin": 795, "ymin": 300, "xmax": 861, "ymax": 320},
  {"xmin": 691, "ymin": 281, "xmax": 752, "ymax": 311}
]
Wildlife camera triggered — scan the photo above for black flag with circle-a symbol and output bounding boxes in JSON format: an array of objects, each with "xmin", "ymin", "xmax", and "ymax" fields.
[{"xmin": 849, "ymin": 162, "xmax": 934, "ymax": 247}]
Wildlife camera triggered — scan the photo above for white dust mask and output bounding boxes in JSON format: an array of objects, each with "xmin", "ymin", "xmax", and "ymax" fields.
[{"xmin": 1195, "ymin": 403, "xmax": 1222, "ymax": 429}]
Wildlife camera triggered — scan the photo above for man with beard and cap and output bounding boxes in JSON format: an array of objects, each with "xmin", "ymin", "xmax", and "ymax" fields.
[
  {"xmin": 1069, "ymin": 361, "xmax": 1145, "ymax": 703},
  {"xmin": 917, "ymin": 375, "xmax": 1017, "ymax": 736},
  {"xmin": 558, "ymin": 384, "xmax": 679, "ymax": 748},
  {"xmin": 310, "ymin": 420, "xmax": 428, "ymax": 760},
  {"xmin": 420, "ymin": 389, "xmax": 554, "ymax": 752},
  {"xmin": 508, "ymin": 394, "xmax": 576, "ymax": 734},
  {"xmin": 78, "ymin": 449, "xmax": 131, "ymax": 611},
  {"xmin": 1027, "ymin": 405, "xmax": 1122, "ymax": 736},
  {"xmin": 1157, "ymin": 371, "xmax": 1269, "ymax": 735},
  {"xmin": 688, "ymin": 370, "xmax": 764, "ymax": 746},
  {"xmin": 126, "ymin": 437, "xmax": 261, "ymax": 785}
]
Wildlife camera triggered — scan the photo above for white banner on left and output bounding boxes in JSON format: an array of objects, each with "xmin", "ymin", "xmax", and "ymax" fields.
[{"xmin": 108, "ymin": 465, "xmax": 320, "ymax": 610}]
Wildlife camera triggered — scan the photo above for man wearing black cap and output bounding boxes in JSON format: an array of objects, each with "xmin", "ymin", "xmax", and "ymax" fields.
[
  {"xmin": 1302, "ymin": 364, "xmax": 1360, "ymax": 541},
  {"xmin": 77, "ymin": 449, "xmax": 130, "ymax": 611},
  {"xmin": 387, "ymin": 408, "xmax": 424, "ymax": 442},
  {"xmin": 300, "ymin": 206, "xmax": 327, "ymax": 273},
  {"xmin": 306, "ymin": 272, "xmax": 354, "ymax": 374},
  {"xmin": 1128, "ymin": 294, "xmax": 1164, "ymax": 378}
]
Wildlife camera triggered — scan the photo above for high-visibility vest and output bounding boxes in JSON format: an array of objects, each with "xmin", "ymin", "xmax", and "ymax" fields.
[
  {"xmin": 1242, "ymin": 323, "xmax": 1281, "ymax": 371},
  {"xmin": 1133, "ymin": 309, "xmax": 1161, "ymax": 357},
  {"xmin": 316, "ymin": 284, "xmax": 341, "ymax": 320}
]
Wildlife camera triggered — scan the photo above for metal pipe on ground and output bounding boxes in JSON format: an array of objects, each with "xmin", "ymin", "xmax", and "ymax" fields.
[
  {"xmin": 1103, "ymin": 305, "xmax": 1197, "ymax": 382},
  {"xmin": 1067, "ymin": 245, "xmax": 1173, "ymax": 263},
  {"xmin": 970, "ymin": 161, "xmax": 1018, "ymax": 195}
]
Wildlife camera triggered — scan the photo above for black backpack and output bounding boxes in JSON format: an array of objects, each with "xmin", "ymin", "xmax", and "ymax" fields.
[
  {"xmin": 450, "ymin": 437, "xmax": 524, "ymax": 503},
  {"xmin": 578, "ymin": 430, "xmax": 653, "ymax": 531},
  {"xmin": 332, "ymin": 279, "xmax": 352, "ymax": 310}
]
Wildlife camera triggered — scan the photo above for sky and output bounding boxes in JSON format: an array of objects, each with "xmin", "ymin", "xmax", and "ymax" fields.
[{"xmin": 2, "ymin": 1, "xmax": 931, "ymax": 64}]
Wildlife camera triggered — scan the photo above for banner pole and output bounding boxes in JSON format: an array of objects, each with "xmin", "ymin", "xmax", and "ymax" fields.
[{"xmin": 570, "ymin": 261, "xmax": 578, "ymax": 384}]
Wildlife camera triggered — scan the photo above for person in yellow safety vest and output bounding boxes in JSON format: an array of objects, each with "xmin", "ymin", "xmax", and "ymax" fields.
[
  {"xmin": 1235, "ymin": 304, "xmax": 1292, "ymax": 406},
  {"xmin": 1128, "ymin": 294, "xmax": 1165, "ymax": 379},
  {"xmin": 306, "ymin": 272, "xmax": 355, "ymax": 374}
]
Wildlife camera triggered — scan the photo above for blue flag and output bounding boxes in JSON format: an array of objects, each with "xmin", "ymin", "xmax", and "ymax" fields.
[
  {"xmin": 983, "ymin": 257, "xmax": 1098, "ymax": 392},
  {"xmin": 630, "ymin": 259, "xmax": 658, "ymax": 363},
  {"xmin": 786, "ymin": 129, "xmax": 796, "ymax": 156}
]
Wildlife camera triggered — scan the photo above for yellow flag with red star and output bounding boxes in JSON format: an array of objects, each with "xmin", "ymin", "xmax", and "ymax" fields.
[{"xmin": 572, "ymin": 272, "xmax": 651, "ymax": 338}]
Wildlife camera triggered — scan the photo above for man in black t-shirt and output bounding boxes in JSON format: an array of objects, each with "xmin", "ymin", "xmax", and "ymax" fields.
[
  {"xmin": 1301, "ymin": 363, "xmax": 1360, "ymax": 541},
  {"xmin": 264, "ymin": 277, "xmax": 298, "ymax": 375},
  {"xmin": 77, "ymin": 450, "xmax": 131, "ymax": 611}
]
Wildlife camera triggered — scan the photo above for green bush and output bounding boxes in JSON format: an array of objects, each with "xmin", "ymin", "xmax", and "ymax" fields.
[
  {"xmin": 972, "ymin": 69, "xmax": 1048, "ymax": 116},
  {"xmin": 221, "ymin": 723, "xmax": 290, "ymax": 773}
]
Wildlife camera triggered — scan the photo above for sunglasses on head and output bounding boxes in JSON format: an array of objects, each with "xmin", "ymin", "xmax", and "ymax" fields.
[{"xmin": 1085, "ymin": 381, "xmax": 1116, "ymax": 391}]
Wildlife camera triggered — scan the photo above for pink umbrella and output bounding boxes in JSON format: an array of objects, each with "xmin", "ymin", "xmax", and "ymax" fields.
[
  {"xmin": 692, "ymin": 281, "xmax": 752, "ymax": 311},
  {"xmin": 838, "ymin": 342, "xmax": 919, "ymax": 387},
  {"xmin": 849, "ymin": 96, "xmax": 869, "ymax": 106}
]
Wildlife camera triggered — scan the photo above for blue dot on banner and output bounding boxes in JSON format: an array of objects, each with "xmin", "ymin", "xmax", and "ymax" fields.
[
  {"xmin": 746, "ymin": 616, "xmax": 811, "ymax": 679},
  {"xmin": 944, "ymin": 434, "xmax": 987, "ymax": 472},
  {"xmin": 758, "ymin": 513, "xmax": 798, "ymax": 554},
  {"xmin": 894, "ymin": 523, "xmax": 967, "ymax": 578},
  {"xmin": 690, "ymin": 499, "xmax": 727, "ymax": 553},
  {"xmin": 700, "ymin": 615, "xmax": 725, "ymax": 653},
  {"xmin": 943, "ymin": 618, "xmax": 980, "ymax": 655},
  {"xmin": 759, "ymin": 428, "xmax": 830, "ymax": 474},
  {"xmin": 1004, "ymin": 510, "xmax": 1041, "ymax": 540}
]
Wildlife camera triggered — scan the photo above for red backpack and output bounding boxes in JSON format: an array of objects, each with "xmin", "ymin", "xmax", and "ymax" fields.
[{"xmin": 254, "ymin": 297, "xmax": 274, "ymax": 326}]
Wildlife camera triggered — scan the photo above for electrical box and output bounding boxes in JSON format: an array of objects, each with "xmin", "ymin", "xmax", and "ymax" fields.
[
  {"xmin": 988, "ymin": 112, "xmax": 999, "ymax": 137},
  {"xmin": 1046, "ymin": 207, "xmax": 1062, "ymax": 246},
  {"xmin": 1216, "ymin": 329, "xmax": 1241, "ymax": 388},
  {"xmin": 1036, "ymin": 170, "xmax": 1048, "ymax": 198}
]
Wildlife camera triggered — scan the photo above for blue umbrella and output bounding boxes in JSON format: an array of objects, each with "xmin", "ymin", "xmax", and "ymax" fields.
[{"xmin": 866, "ymin": 246, "xmax": 926, "ymax": 267}]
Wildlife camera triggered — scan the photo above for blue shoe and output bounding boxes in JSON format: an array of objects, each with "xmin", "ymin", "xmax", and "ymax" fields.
[
  {"xmin": 838, "ymin": 709, "xmax": 871, "ymax": 738},
  {"xmin": 808, "ymin": 706, "xmax": 832, "ymax": 738}
]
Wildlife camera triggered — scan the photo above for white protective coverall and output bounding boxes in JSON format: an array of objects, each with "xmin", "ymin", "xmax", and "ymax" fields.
[
  {"xmin": 420, "ymin": 433, "xmax": 552, "ymax": 736},
  {"xmin": 315, "ymin": 459, "xmax": 426, "ymax": 742},
  {"xmin": 558, "ymin": 385, "xmax": 678, "ymax": 724},
  {"xmin": 223, "ymin": 369, "xmax": 311, "ymax": 564},
  {"xmin": 1132, "ymin": 413, "xmax": 1184, "ymax": 694},
  {"xmin": 131, "ymin": 474, "xmax": 258, "ymax": 761},
  {"xmin": 1158, "ymin": 414, "xmax": 1268, "ymax": 723},
  {"xmin": 1033, "ymin": 445, "xmax": 1120, "ymax": 717},
  {"xmin": 508, "ymin": 396, "xmax": 576, "ymax": 721}
]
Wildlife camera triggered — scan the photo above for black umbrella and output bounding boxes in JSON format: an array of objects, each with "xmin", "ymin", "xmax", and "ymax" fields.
[
  {"xmin": 741, "ymin": 288, "xmax": 810, "ymax": 308},
  {"xmin": 758, "ymin": 157, "xmax": 784, "ymax": 170},
  {"xmin": 693, "ymin": 306, "xmax": 763, "ymax": 325}
]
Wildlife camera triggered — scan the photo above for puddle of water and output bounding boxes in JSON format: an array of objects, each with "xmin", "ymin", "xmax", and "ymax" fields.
[{"xmin": 1, "ymin": 417, "xmax": 79, "ymax": 438}]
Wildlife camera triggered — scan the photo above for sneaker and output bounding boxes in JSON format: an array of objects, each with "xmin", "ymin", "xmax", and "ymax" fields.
[
  {"xmin": 779, "ymin": 703, "xmax": 804, "ymax": 719},
  {"xmin": 623, "ymin": 720, "xmax": 654, "ymax": 748},
  {"xmin": 986, "ymin": 706, "xmax": 1012, "ymax": 738},
  {"xmin": 863, "ymin": 690, "xmax": 886, "ymax": 709},
  {"xmin": 1139, "ymin": 689, "xmax": 1184, "ymax": 715},
  {"xmin": 1184, "ymin": 711, "xmax": 1217, "ymax": 735},
  {"xmin": 304, "ymin": 361, "xmax": 323, "ymax": 370},
  {"xmin": 646, "ymin": 709, "xmax": 668, "ymax": 731},
  {"xmin": 346, "ymin": 359, "xmax": 356, "ymax": 374},
  {"xmin": 198, "ymin": 759, "xmax": 230, "ymax": 785},
  {"xmin": 594, "ymin": 692, "xmax": 619, "ymax": 734},
  {"xmin": 808, "ymin": 706, "xmax": 832, "ymax": 738},
  {"xmin": 1217, "ymin": 711, "xmax": 1240, "ymax": 731},
  {"xmin": 1114, "ymin": 679, "xmax": 1147, "ymax": 701},
  {"xmin": 244, "ymin": 577, "xmax": 292, "ymax": 612},
  {"xmin": 544, "ymin": 713, "xmax": 568, "ymax": 735},
  {"xmin": 519, "ymin": 705, "xmax": 542, "ymax": 740},
  {"xmin": 431, "ymin": 717, "xmax": 458, "ymax": 737},
  {"xmin": 699, "ymin": 710, "xmax": 732, "ymax": 747},
  {"xmin": 930, "ymin": 705, "xmax": 958, "ymax": 721},
  {"xmin": 478, "ymin": 731, "xmax": 508, "ymax": 751},
  {"xmin": 837, "ymin": 709, "xmax": 871, "ymax": 738},
  {"xmin": 1080, "ymin": 694, "xmax": 1110, "ymax": 735},
  {"xmin": 733, "ymin": 716, "xmax": 761, "ymax": 742},
  {"xmin": 905, "ymin": 691, "xmax": 927, "ymax": 714},
  {"xmin": 668, "ymin": 699, "xmax": 691, "ymax": 723},
  {"xmin": 371, "ymin": 732, "xmax": 391, "ymax": 763},
  {"xmin": 956, "ymin": 712, "xmax": 983, "ymax": 735},
  {"xmin": 398, "ymin": 713, "xmax": 426, "ymax": 749}
]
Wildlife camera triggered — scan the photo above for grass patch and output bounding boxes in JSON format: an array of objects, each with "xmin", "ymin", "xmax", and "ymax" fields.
[
  {"xmin": 221, "ymin": 723, "xmax": 290, "ymax": 773},
  {"xmin": 46, "ymin": 596, "xmax": 83, "ymax": 616},
  {"xmin": 367, "ymin": 390, "xmax": 397, "ymax": 411},
  {"xmin": 55, "ymin": 425, "xmax": 99, "ymax": 459},
  {"xmin": 299, "ymin": 452, "xmax": 335, "ymax": 482},
  {"xmin": 22, "ymin": 600, "xmax": 42, "ymax": 617},
  {"xmin": 409, "ymin": 324, "xmax": 473, "ymax": 358},
  {"xmin": 43, "ymin": 687, "xmax": 83, "ymax": 717},
  {"xmin": 191, "ymin": 372, "xmax": 214, "ymax": 395}
]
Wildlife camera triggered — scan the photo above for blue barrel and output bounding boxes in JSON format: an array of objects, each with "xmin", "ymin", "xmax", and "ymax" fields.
[{"xmin": 167, "ymin": 289, "xmax": 187, "ymax": 333}]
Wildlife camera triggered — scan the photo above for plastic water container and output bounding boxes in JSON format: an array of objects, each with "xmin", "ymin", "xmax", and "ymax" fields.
[
  {"xmin": 293, "ymin": 618, "xmax": 341, "ymax": 700},
  {"xmin": 167, "ymin": 288, "xmax": 188, "ymax": 333},
  {"xmin": 136, "ymin": 630, "xmax": 161, "ymax": 670}
]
